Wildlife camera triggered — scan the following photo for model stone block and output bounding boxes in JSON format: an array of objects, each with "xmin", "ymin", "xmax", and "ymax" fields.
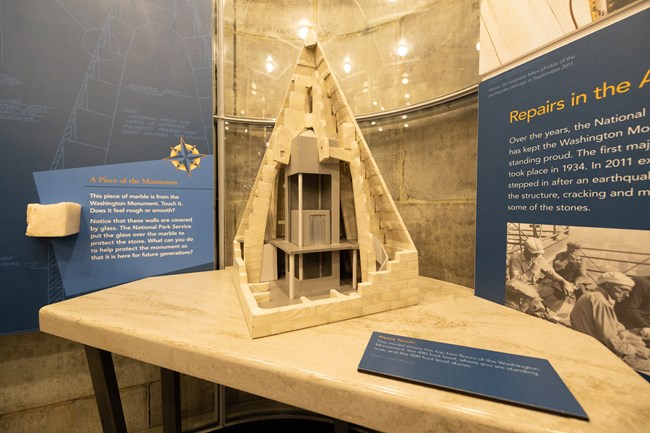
[
  {"xmin": 26, "ymin": 202, "xmax": 82, "ymax": 237},
  {"xmin": 232, "ymin": 30, "xmax": 419, "ymax": 338}
]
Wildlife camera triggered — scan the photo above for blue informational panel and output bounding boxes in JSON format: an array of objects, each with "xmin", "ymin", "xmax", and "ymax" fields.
[
  {"xmin": 358, "ymin": 332, "xmax": 587, "ymax": 419},
  {"xmin": 475, "ymin": 8, "xmax": 650, "ymax": 305},
  {"xmin": 0, "ymin": 1, "xmax": 213, "ymax": 334},
  {"xmin": 33, "ymin": 158, "xmax": 213, "ymax": 297}
]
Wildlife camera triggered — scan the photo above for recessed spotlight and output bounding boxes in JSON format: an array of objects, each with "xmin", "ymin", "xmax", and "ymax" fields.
[
  {"xmin": 265, "ymin": 55, "xmax": 275, "ymax": 73},
  {"xmin": 298, "ymin": 21, "xmax": 311, "ymax": 39},
  {"xmin": 396, "ymin": 40, "xmax": 408, "ymax": 57},
  {"xmin": 343, "ymin": 57, "xmax": 352, "ymax": 74}
]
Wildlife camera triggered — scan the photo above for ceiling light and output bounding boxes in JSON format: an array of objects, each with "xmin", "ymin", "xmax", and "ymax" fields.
[
  {"xmin": 401, "ymin": 76, "xmax": 409, "ymax": 85},
  {"xmin": 475, "ymin": 41, "xmax": 481, "ymax": 51},
  {"xmin": 343, "ymin": 57, "xmax": 352, "ymax": 74},
  {"xmin": 298, "ymin": 21, "xmax": 311, "ymax": 39},
  {"xmin": 265, "ymin": 55, "xmax": 275, "ymax": 73},
  {"xmin": 396, "ymin": 40, "xmax": 408, "ymax": 57}
]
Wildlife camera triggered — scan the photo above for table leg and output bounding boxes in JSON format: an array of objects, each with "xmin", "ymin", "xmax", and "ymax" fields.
[
  {"xmin": 161, "ymin": 368, "xmax": 182, "ymax": 433},
  {"xmin": 352, "ymin": 249, "xmax": 357, "ymax": 290},
  {"xmin": 84, "ymin": 346, "xmax": 127, "ymax": 433},
  {"xmin": 289, "ymin": 253, "xmax": 295, "ymax": 299}
]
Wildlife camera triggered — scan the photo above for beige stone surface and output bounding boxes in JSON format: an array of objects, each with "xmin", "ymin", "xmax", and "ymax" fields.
[
  {"xmin": 26, "ymin": 202, "xmax": 81, "ymax": 237},
  {"xmin": 40, "ymin": 269, "xmax": 650, "ymax": 433}
]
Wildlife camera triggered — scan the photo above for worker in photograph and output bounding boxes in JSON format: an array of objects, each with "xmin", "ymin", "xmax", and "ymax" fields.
[
  {"xmin": 552, "ymin": 240, "xmax": 591, "ymax": 293},
  {"xmin": 508, "ymin": 237, "xmax": 574, "ymax": 297},
  {"xmin": 505, "ymin": 278, "xmax": 552, "ymax": 320},
  {"xmin": 570, "ymin": 271, "xmax": 650, "ymax": 369},
  {"xmin": 615, "ymin": 276, "xmax": 650, "ymax": 329}
]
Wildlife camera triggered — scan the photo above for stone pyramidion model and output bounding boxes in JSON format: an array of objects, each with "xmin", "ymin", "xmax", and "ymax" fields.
[{"xmin": 233, "ymin": 31, "xmax": 419, "ymax": 338}]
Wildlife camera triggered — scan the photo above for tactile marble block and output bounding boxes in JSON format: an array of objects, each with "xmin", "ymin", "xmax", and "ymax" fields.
[{"xmin": 26, "ymin": 202, "xmax": 82, "ymax": 237}]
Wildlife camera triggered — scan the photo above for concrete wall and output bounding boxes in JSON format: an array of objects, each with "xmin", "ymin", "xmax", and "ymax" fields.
[
  {"xmin": 0, "ymin": 332, "xmax": 216, "ymax": 433},
  {"xmin": 360, "ymin": 97, "xmax": 478, "ymax": 288}
]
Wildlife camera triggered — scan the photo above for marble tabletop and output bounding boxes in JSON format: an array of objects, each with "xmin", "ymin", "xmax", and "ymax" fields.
[{"xmin": 39, "ymin": 270, "xmax": 650, "ymax": 433}]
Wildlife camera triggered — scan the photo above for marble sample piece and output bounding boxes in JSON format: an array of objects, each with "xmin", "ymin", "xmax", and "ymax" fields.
[{"xmin": 26, "ymin": 202, "xmax": 82, "ymax": 237}]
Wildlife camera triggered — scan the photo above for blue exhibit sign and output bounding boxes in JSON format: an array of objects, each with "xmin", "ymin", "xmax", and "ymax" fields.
[
  {"xmin": 33, "ymin": 156, "xmax": 213, "ymax": 296},
  {"xmin": 0, "ymin": 0, "xmax": 213, "ymax": 334},
  {"xmin": 475, "ymin": 8, "xmax": 650, "ymax": 305},
  {"xmin": 358, "ymin": 332, "xmax": 588, "ymax": 420}
]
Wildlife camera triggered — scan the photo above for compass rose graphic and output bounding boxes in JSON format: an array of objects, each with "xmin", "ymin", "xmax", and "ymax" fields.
[{"xmin": 164, "ymin": 137, "xmax": 206, "ymax": 177}]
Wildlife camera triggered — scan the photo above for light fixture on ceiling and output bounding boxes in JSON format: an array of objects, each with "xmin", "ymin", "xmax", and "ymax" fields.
[
  {"xmin": 298, "ymin": 21, "xmax": 311, "ymax": 40},
  {"xmin": 475, "ymin": 41, "xmax": 481, "ymax": 51},
  {"xmin": 401, "ymin": 75, "xmax": 409, "ymax": 85},
  {"xmin": 343, "ymin": 57, "xmax": 352, "ymax": 74},
  {"xmin": 396, "ymin": 40, "xmax": 408, "ymax": 57},
  {"xmin": 266, "ymin": 55, "xmax": 275, "ymax": 73}
]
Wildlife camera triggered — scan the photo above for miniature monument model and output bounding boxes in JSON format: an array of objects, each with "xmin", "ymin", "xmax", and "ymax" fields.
[{"xmin": 233, "ymin": 31, "xmax": 419, "ymax": 338}]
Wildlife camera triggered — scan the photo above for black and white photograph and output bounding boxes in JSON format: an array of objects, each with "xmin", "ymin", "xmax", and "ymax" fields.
[{"xmin": 505, "ymin": 223, "xmax": 650, "ymax": 373}]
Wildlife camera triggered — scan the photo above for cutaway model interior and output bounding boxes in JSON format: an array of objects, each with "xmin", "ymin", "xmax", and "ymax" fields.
[{"xmin": 233, "ymin": 31, "xmax": 419, "ymax": 338}]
